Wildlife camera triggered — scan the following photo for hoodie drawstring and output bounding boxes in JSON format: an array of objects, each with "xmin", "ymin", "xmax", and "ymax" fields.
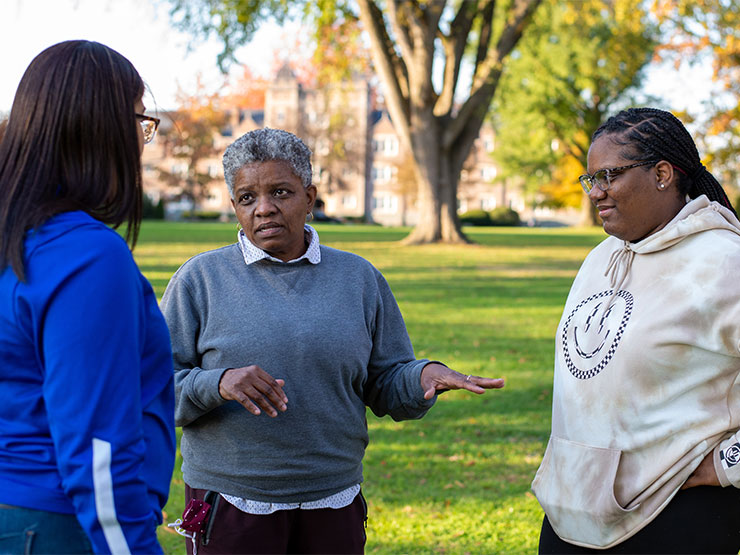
[{"xmin": 602, "ymin": 243, "xmax": 634, "ymax": 317}]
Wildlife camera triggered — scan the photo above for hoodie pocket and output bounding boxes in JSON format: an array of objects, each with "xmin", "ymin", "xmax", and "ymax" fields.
[{"xmin": 532, "ymin": 436, "xmax": 639, "ymax": 548}]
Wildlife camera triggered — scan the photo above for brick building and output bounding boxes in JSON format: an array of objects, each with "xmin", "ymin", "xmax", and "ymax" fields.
[{"xmin": 141, "ymin": 64, "xmax": 524, "ymax": 224}]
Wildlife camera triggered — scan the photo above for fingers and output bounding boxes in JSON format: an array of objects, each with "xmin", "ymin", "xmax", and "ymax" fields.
[
  {"xmin": 464, "ymin": 376, "xmax": 505, "ymax": 391},
  {"xmin": 219, "ymin": 366, "xmax": 288, "ymax": 417},
  {"xmin": 458, "ymin": 374, "xmax": 487, "ymax": 395},
  {"xmin": 250, "ymin": 378, "xmax": 289, "ymax": 417},
  {"xmin": 234, "ymin": 394, "xmax": 263, "ymax": 417},
  {"xmin": 446, "ymin": 370, "xmax": 505, "ymax": 394},
  {"xmin": 421, "ymin": 363, "xmax": 505, "ymax": 398}
]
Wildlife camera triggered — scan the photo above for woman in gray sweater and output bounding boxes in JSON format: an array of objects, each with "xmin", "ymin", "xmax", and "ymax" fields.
[{"xmin": 160, "ymin": 127, "xmax": 504, "ymax": 554}]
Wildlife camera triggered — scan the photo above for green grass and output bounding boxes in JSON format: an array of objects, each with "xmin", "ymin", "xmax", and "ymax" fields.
[{"xmin": 136, "ymin": 221, "xmax": 606, "ymax": 554}]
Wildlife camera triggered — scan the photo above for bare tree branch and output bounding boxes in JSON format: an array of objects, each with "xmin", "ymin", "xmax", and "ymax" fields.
[
  {"xmin": 424, "ymin": 0, "xmax": 446, "ymax": 30},
  {"xmin": 356, "ymin": 0, "xmax": 412, "ymax": 140},
  {"xmin": 435, "ymin": 1, "xmax": 480, "ymax": 116},
  {"xmin": 474, "ymin": 1, "xmax": 495, "ymax": 73},
  {"xmin": 473, "ymin": 0, "xmax": 541, "ymax": 91},
  {"xmin": 393, "ymin": 1, "xmax": 440, "ymax": 106},
  {"xmin": 444, "ymin": 0, "xmax": 541, "ymax": 148},
  {"xmin": 386, "ymin": 0, "xmax": 415, "ymax": 65}
]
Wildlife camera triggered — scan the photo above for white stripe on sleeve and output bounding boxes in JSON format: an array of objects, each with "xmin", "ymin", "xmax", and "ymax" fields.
[{"xmin": 92, "ymin": 438, "xmax": 132, "ymax": 555}]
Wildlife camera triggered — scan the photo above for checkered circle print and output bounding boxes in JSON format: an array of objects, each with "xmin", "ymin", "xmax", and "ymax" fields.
[{"xmin": 561, "ymin": 289, "xmax": 634, "ymax": 380}]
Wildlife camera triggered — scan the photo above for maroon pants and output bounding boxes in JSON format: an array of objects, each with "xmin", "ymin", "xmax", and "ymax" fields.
[{"xmin": 185, "ymin": 484, "xmax": 367, "ymax": 554}]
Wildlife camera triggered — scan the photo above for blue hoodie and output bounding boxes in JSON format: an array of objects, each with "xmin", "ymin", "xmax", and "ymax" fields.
[{"xmin": 0, "ymin": 211, "xmax": 175, "ymax": 553}]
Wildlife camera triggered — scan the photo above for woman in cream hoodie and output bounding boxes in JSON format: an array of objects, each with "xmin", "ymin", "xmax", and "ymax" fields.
[{"xmin": 533, "ymin": 108, "xmax": 740, "ymax": 553}]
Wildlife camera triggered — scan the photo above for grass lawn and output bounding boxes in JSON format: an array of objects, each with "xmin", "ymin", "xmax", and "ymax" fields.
[{"xmin": 134, "ymin": 221, "xmax": 606, "ymax": 554}]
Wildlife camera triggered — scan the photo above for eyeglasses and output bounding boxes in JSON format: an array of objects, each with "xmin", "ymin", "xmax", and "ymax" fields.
[
  {"xmin": 579, "ymin": 160, "xmax": 659, "ymax": 193},
  {"xmin": 135, "ymin": 113, "xmax": 160, "ymax": 144}
]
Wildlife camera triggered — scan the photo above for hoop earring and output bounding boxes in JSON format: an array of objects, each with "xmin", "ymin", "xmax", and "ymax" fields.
[{"xmin": 306, "ymin": 212, "xmax": 314, "ymax": 223}]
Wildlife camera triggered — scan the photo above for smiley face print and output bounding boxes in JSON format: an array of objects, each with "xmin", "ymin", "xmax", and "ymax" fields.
[{"xmin": 561, "ymin": 290, "xmax": 634, "ymax": 379}]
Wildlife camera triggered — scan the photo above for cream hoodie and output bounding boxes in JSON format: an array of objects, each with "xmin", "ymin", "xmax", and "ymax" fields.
[{"xmin": 532, "ymin": 196, "xmax": 740, "ymax": 549}]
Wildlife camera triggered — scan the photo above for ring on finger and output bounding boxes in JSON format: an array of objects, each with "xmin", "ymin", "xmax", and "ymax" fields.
[{"xmin": 465, "ymin": 374, "xmax": 472, "ymax": 382}]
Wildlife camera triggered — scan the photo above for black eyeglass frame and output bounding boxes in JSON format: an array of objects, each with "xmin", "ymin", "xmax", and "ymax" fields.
[
  {"xmin": 135, "ymin": 113, "xmax": 160, "ymax": 144},
  {"xmin": 579, "ymin": 160, "xmax": 659, "ymax": 193}
]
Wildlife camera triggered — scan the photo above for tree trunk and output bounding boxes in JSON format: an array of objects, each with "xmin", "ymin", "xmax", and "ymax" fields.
[
  {"xmin": 579, "ymin": 193, "xmax": 599, "ymax": 226},
  {"xmin": 401, "ymin": 160, "xmax": 441, "ymax": 243},
  {"xmin": 439, "ymin": 153, "xmax": 470, "ymax": 243},
  {"xmin": 400, "ymin": 193, "xmax": 408, "ymax": 227},
  {"xmin": 401, "ymin": 128, "xmax": 469, "ymax": 244}
]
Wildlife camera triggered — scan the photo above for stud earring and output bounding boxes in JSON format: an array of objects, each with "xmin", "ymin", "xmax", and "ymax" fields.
[{"xmin": 658, "ymin": 182, "xmax": 666, "ymax": 190}]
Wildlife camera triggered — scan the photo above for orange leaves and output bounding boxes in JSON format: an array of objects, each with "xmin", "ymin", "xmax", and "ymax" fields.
[{"xmin": 224, "ymin": 66, "xmax": 268, "ymax": 110}]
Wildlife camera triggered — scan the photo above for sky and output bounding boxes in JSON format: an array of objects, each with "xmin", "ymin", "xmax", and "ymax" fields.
[
  {"xmin": 0, "ymin": 0, "xmax": 302, "ymax": 113},
  {"xmin": 0, "ymin": 0, "xmax": 719, "ymax": 119}
]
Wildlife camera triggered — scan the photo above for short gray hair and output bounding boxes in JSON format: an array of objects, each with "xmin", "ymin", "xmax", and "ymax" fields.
[{"xmin": 223, "ymin": 128, "xmax": 313, "ymax": 197}]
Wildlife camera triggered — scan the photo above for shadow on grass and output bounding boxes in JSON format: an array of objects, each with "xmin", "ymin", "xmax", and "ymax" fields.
[
  {"xmin": 465, "ymin": 228, "xmax": 605, "ymax": 249},
  {"xmin": 136, "ymin": 221, "xmax": 605, "ymax": 248},
  {"xmin": 137, "ymin": 222, "xmax": 411, "ymax": 244},
  {"xmin": 389, "ymin": 275, "xmax": 573, "ymax": 310}
]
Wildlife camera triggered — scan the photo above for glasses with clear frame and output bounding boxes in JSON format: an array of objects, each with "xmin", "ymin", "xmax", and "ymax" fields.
[
  {"xmin": 579, "ymin": 160, "xmax": 659, "ymax": 193},
  {"xmin": 135, "ymin": 114, "xmax": 160, "ymax": 144}
]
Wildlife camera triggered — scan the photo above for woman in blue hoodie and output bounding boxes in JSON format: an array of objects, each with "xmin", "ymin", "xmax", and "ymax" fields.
[{"xmin": 0, "ymin": 41, "xmax": 175, "ymax": 554}]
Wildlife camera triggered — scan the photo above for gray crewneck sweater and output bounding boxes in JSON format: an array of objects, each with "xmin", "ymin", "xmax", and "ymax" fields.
[{"xmin": 160, "ymin": 243, "xmax": 435, "ymax": 502}]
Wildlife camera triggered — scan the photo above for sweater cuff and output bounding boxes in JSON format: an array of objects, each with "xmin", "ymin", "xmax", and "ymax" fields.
[
  {"xmin": 410, "ymin": 359, "xmax": 437, "ymax": 404},
  {"xmin": 191, "ymin": 367, "xmax": 231, "ymax": 409},
  {"xmin": 714, "ymin": 438, "xmax": 740, "ymax": 488},
  {"xmin": 423, "ymin": 360, "xmax": 450, "ymax": 395}
]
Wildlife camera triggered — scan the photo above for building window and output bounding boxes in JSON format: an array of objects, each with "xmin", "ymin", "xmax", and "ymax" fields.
[
  {"xmin": 372, "ymin": 137, "xmax": 399, "ymax": 156},
  {"xmin": 372, "ymin": 194, "xmax": 398, "ymax": 213},
  {"xmin": 481, "ymin": 197, "xmax": 497, "ymax": 211},
  {"xmin": 210, "ymin": 188, "xmax": 223, "ymax": 205},
  {"xmin": 372, "ymin": 164, "xmax": 393, "ymax": 183},
  {"xmin": 342, "ymin": 195, "xmax": 357, "ymax": 208},
  {"xmin": 171, "ymin": 163, "xmax": 188, "ymax": 176},
  {"xmin": 481, "ymin": 166, "xmax": 497, "ymax": 181},
  {"xmin": 317, "ymin": 138, "xmax": 330, "ymax": 156}
]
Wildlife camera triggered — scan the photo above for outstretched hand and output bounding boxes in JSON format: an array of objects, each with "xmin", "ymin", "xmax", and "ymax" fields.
[
  {"xmin": 219, "ymin": 365, "xmax": 288, "ymax": 417},
  {"xmin": 420, "ymin": 362, "xmax": 505, "ymax": 400}
]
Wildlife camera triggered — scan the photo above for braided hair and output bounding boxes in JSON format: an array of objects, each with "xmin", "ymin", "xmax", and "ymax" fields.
[{"xmin": 593, "ymin": 107, "xmax": 736, "ymax": 215}]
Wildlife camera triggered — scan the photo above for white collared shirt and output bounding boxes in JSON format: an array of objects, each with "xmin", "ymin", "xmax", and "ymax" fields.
[
  {"xmin": 221, "ymin": 484, "xmax": 361, "ymax": 515},
  {"xmin": 237, "ymin": 224, "xmax": 321, "ymax": 265}
]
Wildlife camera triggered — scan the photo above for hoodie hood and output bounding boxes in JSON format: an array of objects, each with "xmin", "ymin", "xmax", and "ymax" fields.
[
  {"xmin": 631, "ymin": 195, "xmax": 740, "ymax": 255},
  {"xmin": 603, "ymin": 196, "xmax": 740, "ymax": 300}
]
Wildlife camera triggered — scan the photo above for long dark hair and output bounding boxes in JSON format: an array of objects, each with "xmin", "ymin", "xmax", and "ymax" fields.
[
  {"xmin": 0, "ymin": 40, "xmax": 144, "ymax": 280},
  {"xmin": 592, "ymin": 107, "xmax": 735, "ymax": 214}
]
